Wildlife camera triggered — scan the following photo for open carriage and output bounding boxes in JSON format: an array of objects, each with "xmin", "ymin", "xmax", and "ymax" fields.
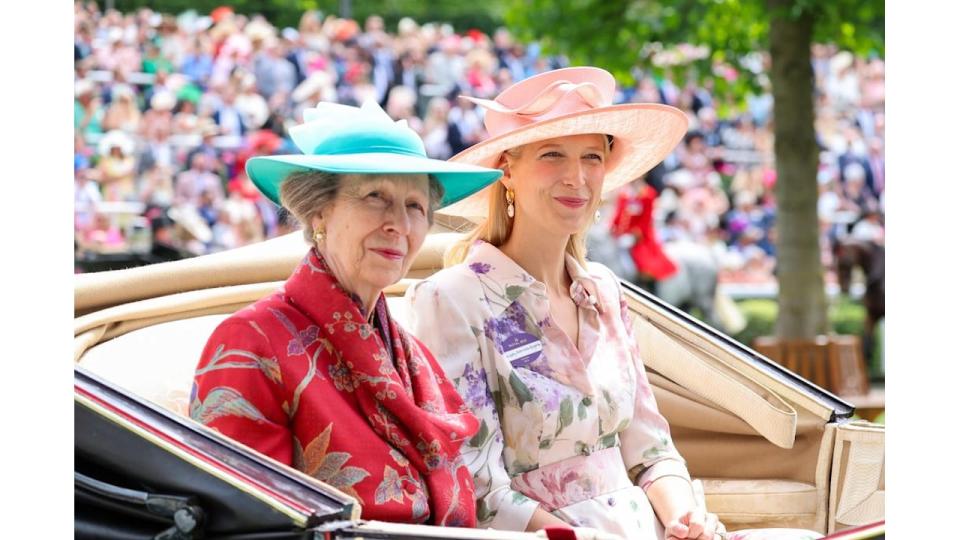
[{"xmin": 74, "ymin": 228, "xmax": 884, "ymax": 539}]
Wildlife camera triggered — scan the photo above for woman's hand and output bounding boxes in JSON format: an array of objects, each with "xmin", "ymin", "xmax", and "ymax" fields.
[{"xmin": 664, "ymin": 509, "xmax": 726, "ymax": 540}]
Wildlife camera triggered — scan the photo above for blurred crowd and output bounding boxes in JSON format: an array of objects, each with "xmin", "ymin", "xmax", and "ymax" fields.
[{"xmin": 74, "ymin": 2, "xmax": 884, "ymax": 284}]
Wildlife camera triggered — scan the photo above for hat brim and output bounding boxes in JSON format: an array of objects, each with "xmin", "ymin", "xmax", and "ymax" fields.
[
  {"xmin": 246, "ymin": 153, "xmax": 503, "ymax": 208},
  {"xmin": 440, "ymin": 103, "xmax": 687, "ymax": 221}
]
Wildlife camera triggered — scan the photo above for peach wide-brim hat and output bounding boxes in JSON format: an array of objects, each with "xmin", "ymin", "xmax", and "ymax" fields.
[{"xmin": 441, "ymin": 66, "xmax": 688, "ymax": 221}]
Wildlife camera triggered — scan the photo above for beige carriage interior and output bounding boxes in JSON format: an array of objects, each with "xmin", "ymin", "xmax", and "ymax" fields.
[{"xmin": 74, "ymin": 231, "xmax": 884, "ymax": 536}]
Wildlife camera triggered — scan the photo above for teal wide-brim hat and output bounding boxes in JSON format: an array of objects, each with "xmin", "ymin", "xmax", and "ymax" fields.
[{"xmin": 246, "ymin": 100, "xmax": 502, "ymax": 208}]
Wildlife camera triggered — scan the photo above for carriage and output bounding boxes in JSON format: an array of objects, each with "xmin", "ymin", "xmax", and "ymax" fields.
[{"xmin": 74, "ymin": 228, "xmax": 884, "ymax": 539}]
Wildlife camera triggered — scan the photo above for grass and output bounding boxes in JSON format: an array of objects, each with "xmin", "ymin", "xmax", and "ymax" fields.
[{"xmin": 730, "ymin": 297, "xmax": 884, "ymax": 380}]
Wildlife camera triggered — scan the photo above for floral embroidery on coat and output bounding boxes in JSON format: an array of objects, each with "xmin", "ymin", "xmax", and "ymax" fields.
[{"xmin": 191, "ymin": 248, "xmax": 479, "ymax": 527}]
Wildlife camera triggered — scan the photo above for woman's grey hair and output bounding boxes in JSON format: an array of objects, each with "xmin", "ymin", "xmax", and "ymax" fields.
[{"xmin": 279, "ymin": 170, "xmax": 445, "ymax": 243}]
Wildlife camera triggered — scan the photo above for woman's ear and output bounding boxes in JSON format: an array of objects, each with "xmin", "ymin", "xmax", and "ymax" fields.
[
  {"xmin": 311, "ymin": 212, "xmax": 324, "ymax": 234},
  {"xmin": 497, "ymin": 153, "xmax": 512, "ymax": 188}
]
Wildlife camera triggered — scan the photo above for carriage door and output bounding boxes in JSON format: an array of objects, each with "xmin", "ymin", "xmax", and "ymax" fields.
[{"xmin": 827, "ymin": 420, "xmax": 884, "ymax": 534}]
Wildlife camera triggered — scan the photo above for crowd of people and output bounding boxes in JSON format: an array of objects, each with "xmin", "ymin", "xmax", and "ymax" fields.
[{"xmin": 73, "ymin": 2, "xmax": 884, "ymax": 286}]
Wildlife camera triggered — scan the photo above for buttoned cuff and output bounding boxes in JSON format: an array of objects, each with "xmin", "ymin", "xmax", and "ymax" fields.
[{"xmin": 634, "ymin": 459, "xmax": 692, "ymax": 491}]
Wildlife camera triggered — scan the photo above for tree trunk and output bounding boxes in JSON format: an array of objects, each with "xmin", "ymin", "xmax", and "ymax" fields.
[{"xmin": 766, "ymin": 0, "xmax": 829, "ymax": 338}]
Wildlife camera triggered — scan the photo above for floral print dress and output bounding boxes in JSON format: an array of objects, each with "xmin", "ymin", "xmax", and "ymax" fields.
[{"xmin": 406, "ymin": 241, "xmax": 821, "ymax": 540}]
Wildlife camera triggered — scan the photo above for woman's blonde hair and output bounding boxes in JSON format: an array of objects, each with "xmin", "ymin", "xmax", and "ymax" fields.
[{"xmin": 444, "ymin": 136, "xmax": 611, "ymax": 267}]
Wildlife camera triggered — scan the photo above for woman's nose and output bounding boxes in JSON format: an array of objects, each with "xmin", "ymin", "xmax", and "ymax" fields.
[
  {"xmin": 383, "ymin": 204, "xmax": 411, "ymax": 235},
  {"xmin": 563, "ymin": 160, "xmax": 587, "ymax": 187}
]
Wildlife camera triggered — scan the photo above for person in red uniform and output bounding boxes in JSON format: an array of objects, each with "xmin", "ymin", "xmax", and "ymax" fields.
[
  {"xmin": 610, "ymin": 178, "xmax": 678, "ymax": 287},
  {"xmin": 190, "ymin": 100, "xmax": 502, "ymax": 525}
]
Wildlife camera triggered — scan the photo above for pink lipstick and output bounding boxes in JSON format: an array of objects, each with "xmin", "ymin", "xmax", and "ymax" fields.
[{"xmin": 555, "ymin": 197, "xmax": 588, "ymax": 208}]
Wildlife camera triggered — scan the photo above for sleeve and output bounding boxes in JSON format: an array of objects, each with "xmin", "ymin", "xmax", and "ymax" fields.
[
  {"xmin": 405, "ymin": 277, "xmax": 541, "ymax": 531},
  {"xmin": 608, "ymin": 271, "xmax": 692, "ymax": 491},
  {"xmin": 609, "ymin": 191, "xmax": 629, "ymax": 236},
  {"xmin": 190, "ymin": 317, "xmax": 293, "ymax": 466}
]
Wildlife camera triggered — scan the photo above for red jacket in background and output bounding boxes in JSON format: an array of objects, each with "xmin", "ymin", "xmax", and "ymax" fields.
[{"xmin": 610, "ymin": 184, "xmax": 678, "ymax": 280}]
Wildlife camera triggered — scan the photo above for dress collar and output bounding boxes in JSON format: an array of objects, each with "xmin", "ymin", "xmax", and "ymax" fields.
[{"xmin": 463, "ymin": 240, "xmax": 604, "ymax": 314}]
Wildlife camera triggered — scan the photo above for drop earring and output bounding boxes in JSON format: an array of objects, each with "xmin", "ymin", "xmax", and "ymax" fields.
[
  {"xmin": 505, "ymin": 188, "xmax": 515, "ymax": 218},
  {"xmin": 595, "ymin": 210, "xmax": 601, "ymax": 223}
]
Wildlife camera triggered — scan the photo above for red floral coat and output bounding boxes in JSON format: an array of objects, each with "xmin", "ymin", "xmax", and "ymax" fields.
[{"xmin": 191, "ymin": 249, "xmax": 479, "ymax": 526}]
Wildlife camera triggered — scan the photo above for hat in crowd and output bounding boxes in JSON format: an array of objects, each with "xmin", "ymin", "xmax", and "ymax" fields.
[
  {"xmin": 75, "ymin": 79, "xmax": 96, "ymax": 99},
  {"xmin": 245, "ymin": 19, "xmax": 276, "ymax": 43},
  {"xmin": 442, "ymin": 66, "xmax": 689, "ymax": 220},
  {"xmin": 150, "ymin": 91, "xmax": 176, "ymax": 112},
  {"xmin": 291, "ymin": 71, "xmax": 337, "ymax": 104},
  {"xmin": 245, "ymin": 100, "xmax": 503, "ymax": 208},
  {"xmin": 196, "ymin": 118, "xmax": 220, "ymax": 137},
  {"xmin": 167, "ymin": 205, "xmax": 212, "ymax": 243},
  {"xmin": 98, "ymin": 130, "xmax": 135, "ymax": 157},
  {"xmin": 210, "ymin": 5, "xmax": 234, "ymax": 24},
  {"xmin": 111, "ymin": 84, "xmax": 137, "ymax": 102}
]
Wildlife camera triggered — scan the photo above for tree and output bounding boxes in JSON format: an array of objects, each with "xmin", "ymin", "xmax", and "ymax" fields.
[{"xmin": 505, "ymin": 0, "xmax": 883, "ymax": 339}]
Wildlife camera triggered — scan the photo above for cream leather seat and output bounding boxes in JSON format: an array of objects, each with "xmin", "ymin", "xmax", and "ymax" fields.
[{"xmin": 77, "ymin": 295, "xmax": 819, "ymax": 532}]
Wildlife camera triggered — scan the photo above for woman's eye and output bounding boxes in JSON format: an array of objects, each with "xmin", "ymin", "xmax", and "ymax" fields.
[
  {"xmin": 407, "ymin": 202, "xmax": 426, "ymax": 214},
  {"xmin": 585, "ymin": 153, "xmax": 604, "ymax": 161},
  {"xmin": 540, "ymin": 151, "xmax": 563, "ymax": 158}
]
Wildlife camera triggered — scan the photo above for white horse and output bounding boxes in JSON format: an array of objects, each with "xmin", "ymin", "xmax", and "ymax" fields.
[
  {"xmin": 588, "ymin": 224, "xmax": 721, "ymax": 315},
  {"xmin": 655, "ymin": 240, "xmax": 722, "ymax": 330}
]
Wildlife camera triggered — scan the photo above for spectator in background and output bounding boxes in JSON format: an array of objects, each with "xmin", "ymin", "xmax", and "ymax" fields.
[
  {"xmin": 96, "ymin": 130, "xmax": 138, "ymax": 202},
  {"xmin": 142, "ymin": 40, "xmax": 174, "ymax": 74},
  {"xmin": 236, "ymin": 71, "xmax": 272, "ymax": 129},
  {"xmin": 102, "ymin": 85, "xmax": 142, "ymax": 134},
  {"xmin": 426, "ymin": 34, "xmax": 465, "ymax": 97},
  {"xmin": 866, "ymin": 136, "xmax": 885, "ymax": 196},
  {"xmin": 73, "ymin": 3, "xmax": 883, "ymax": 278},
  {"xmin": 851, "ymin": 208, "xmax": 884, "ymax": 246},
  {"xmin": 139, "ymin": 163, "xmax": 175, "ymax": 209},
  {"xmin": 384, "ymin": 85, "xmax": 423, "ymax": 133},
  {"xmin": 678, "ymin": 131, "xmax": 715, "ymax": 186},
  {"xmin": 142, "ymin": 90, "xmax": 176, "ymax": 140},
  {"xmin": 75, "ymin": 164, "xmax": 102, "ymax": 237},
  {"xmin": 75, "ymin": 79, "xmax": 104, "ymax": 137},
  {"xmin": 611, "ymin": 177, "xmax": 679, "ymax": 287},
  {"xmin": 171, "ymin": 97, "xmax": 199, "ymax": 134},
  {"xmin": 253, "ymin": 36, "xmax": 297, "ymax": 101},
  {"xmin": 841, "ymin": 162, "xmax": 877, "ymax": 216},
  {"xmin": 446, "ymin": 91, "xmax": 485, "ymax": 155},
  {"xmin": 212, "ymin": 84, "xmax": 246, "ymax": 143},
  {"xmin": 464, "ymin": 48, "xmax": 497, "ymax": 98},
  {"xmin": 291, "ymin": 70, "xmax": 337, "ymax": 120},
  {"xmin": 392, "ymin": 49, "xmax": 427, "ymax": 109},
  {"xmin": 421, "ymin": 97, "xmax": 452, "ymax": 159},
  {"xmin": 179, "ymin": 36, "xmax": 214, "ymax": 86},
  {"xmin": 174, "ymin": 152, "xmax": 224, "ymax": 209}
]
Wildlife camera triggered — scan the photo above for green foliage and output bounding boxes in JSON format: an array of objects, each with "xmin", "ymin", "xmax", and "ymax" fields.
[
  {"xmin": 829, "ymin": 296, "xmax": 866, "ymax": 337},
  {"xmin": 504, "ymin": 0, "xmax": 883, "ymax": 104},
  {"xmin": 732, "ymin": 298, "xmax": 778, "ymax": 348},
  {"xmin": 732, "ymin": 297, "xmax": 883, "ymax": 379},
  {"xmin": 733, "ymin": 297, "xmax": 866, "ymax": 346}
]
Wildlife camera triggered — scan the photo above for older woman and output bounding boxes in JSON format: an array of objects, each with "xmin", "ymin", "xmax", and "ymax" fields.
[
  {"xmin": 190, "ymin": 101, "xmax": 501, "ymax": 526},
  {"xmin": 406, "ymin": 68, "xmax": 821, "ymax": 540}
]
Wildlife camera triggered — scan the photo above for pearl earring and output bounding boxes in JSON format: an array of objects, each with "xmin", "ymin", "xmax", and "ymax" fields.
[
  {"xmin": 505, "ymin": 188, "xmax": 515, "ymax": 218},
  {"xmin": 313, "ymin": 228, "xmax": 325, "ymax": 244}
]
